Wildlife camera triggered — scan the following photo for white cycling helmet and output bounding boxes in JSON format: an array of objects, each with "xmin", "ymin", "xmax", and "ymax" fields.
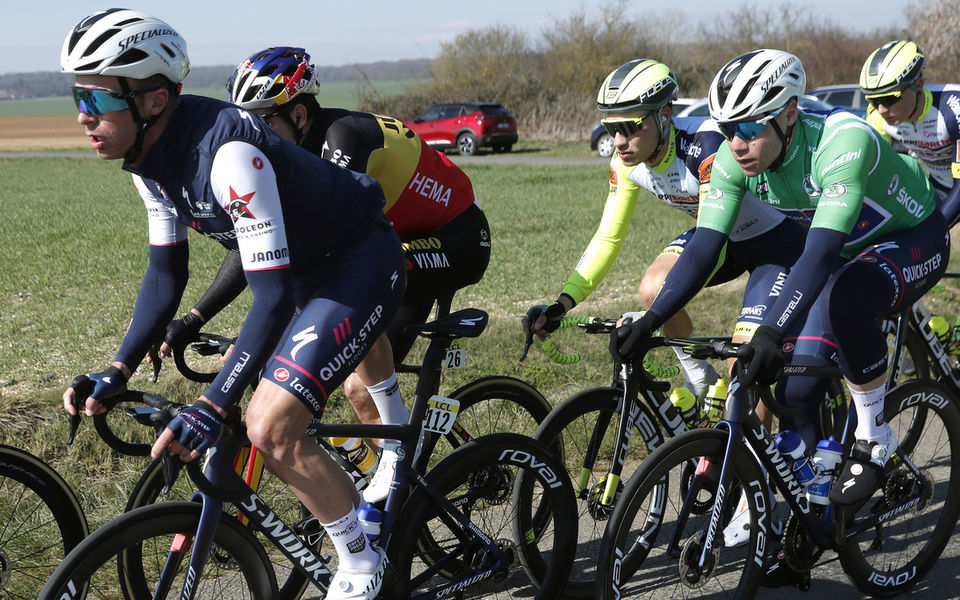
[
  {"xmin": 61, "ymin": 9, "xmax": 189, "ymax": 83},
  {"xmin": 708, "ymin": 49, "xmax": 805, "ymax": 123}
]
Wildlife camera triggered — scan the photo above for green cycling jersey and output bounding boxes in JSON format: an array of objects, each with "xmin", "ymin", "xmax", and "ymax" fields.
[{"xmin": 700, "ymin": 110, "xmax": 935, "ymax": 258}]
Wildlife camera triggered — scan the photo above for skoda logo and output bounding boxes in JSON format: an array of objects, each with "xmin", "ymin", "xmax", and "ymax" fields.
[
  {"xmin": 706, "ymin": 186, "xmax": 724, "ymax": 200},
  {"xmin": 802, "ymin": 174, "xmax": 821, "ymax": 198}
]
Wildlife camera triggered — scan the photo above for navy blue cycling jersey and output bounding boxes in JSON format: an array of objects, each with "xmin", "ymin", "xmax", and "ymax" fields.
[{"xmin": 118, "ymin": 95, "xmax": 398, "ymax": 409}]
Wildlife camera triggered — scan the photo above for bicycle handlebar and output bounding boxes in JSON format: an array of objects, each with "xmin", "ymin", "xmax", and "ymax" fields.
[
  {"xmin": 67, "ymin": 379, "xmax": 177, "ymax": 456},
  {"xmin": 170, "ymin": 333, "xmax": 235, "ymax": 383}
]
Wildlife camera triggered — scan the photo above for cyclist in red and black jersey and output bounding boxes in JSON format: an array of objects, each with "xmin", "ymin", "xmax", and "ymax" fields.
[{"xmin": 161, "ymin": 47, "xmax": 489, "ymax": 503}]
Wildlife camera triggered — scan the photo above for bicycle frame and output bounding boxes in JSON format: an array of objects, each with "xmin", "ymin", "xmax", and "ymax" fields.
[
  {"xmin": 680, "ymin": 367, "xmax": 932, "ymax": 577},
  {"xmin": 156, "ymin": 310, "xmax": 514, "ymax": 600},
  {"xmin": 885, "ymin": 297, "xmax": 960, "ymax": 391}
]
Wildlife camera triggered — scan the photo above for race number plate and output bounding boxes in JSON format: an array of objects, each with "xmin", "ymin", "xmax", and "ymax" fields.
[
  {"xmin": 445, "ymin": 343, "xmax": 465, "ymax": 369},
  {"xmin": 422, "ymin": 395, "xmax": 461, "ymax": 435}
]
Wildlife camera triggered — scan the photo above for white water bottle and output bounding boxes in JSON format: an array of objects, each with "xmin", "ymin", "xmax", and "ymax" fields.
[
  {"xmin": 357, "ymin": 503, "xmax": 382, "ymax": 542},
  {"xmin": 806, "ymin": 437, "xmax": 843, "ymax": 505},
  {"xmin": 774, "ymin": 430, "xmax": 818, "ymax": 487}
]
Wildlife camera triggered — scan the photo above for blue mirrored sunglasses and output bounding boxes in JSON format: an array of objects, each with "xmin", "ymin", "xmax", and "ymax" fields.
[
  {"xmin": 71, "ymin": 87, "xmax": 134, "ymax": 115},
  {"xmin": 718, "ymin": 108, "xmax": 783, "ymax": 141}
]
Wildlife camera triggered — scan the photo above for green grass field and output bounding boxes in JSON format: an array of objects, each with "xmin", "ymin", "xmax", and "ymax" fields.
[
  {"xmin": 2, "ymin": 154, "xmax": 959, "ymax": 530},
  {"xmin": 0, "ymin": 79, "xmax": 430, "ymax": 116}
]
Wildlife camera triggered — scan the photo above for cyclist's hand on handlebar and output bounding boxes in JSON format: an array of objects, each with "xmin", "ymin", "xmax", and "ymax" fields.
[
  {"xmin": 609, "ymin": 312, "xmax": 658, "ymax": 362},
  {"xmin": 742, "ymin": 325, "xmax": 785, "ymax": 386},
  {"xmin": 63, "ymin": 365, "xmax": 128, "ymax": 416},
  {"xmin": 523, "ymin": 302, "xmax": 566, "ymax": 340},
  {"xmin": 158, "ymin": 311, "xmax": 205, "ymax": 358},
  {"xmin": 152, "ymin": 398, "xmax": 225, "ymax": 462}
]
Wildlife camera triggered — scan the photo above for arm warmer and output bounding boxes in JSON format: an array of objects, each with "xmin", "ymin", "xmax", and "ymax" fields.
[
  {"xmin": 192, "ymin": 248, "xmax": 248, "ymax": 321},
  {"xmin": 202, "ymin": 268, "xmax": 295, "ymax": 410},
  {"xmin": 762, "ymin": 227, "xmax": 847, "ymax": 334},
  {"xmin": 115, "ymin": 243, "xmax": 190, "ymax": 368}
]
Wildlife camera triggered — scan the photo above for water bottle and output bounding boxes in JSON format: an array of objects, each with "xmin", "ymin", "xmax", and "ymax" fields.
[
  {"xmin": 774, "ymin": 430, "xmax": 817, "ymax": 487},
  {"xmin": 703, "ymin": 378, "xmax": 727, "ymax": 424},
  {"xmin": 357, "ymin": 503, "xmax": 382, "ymax": 542},
  {"xmin": 929, "ymin": 315, "xmax": 960, "ymax": 356},
  {"xmin": 669, "ymin": 387, "xmax": 704, "ymax": 428},
  {"xmin": 330, "ymin": 437, "xmax": 378, "ymax": 476},
  {"xmin": 806, "ymin": 437, "xmax": 843, "ymax": 505}
]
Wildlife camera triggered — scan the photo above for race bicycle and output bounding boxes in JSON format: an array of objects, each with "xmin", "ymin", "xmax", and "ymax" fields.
[
  {"xmin": 40, "ymin": 308, "xmax": 577, "ymax": 600},
  {"xmin": 595, "ymin": 336, "xmax": 960, "ymax": 598}
]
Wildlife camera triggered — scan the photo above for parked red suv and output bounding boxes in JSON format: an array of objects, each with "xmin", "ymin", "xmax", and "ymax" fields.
[{"xmin": 404, "ymin": 102, "xmax": 518, "ymax": 155}]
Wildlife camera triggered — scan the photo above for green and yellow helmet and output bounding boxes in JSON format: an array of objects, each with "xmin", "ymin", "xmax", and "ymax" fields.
[
  {"xmin": 859, "ymin": 40, "xmax": 926, "ymax": 98},
  {"xmin": 597, "ymin": 59, "xmax": 678, "ymax": 114}
]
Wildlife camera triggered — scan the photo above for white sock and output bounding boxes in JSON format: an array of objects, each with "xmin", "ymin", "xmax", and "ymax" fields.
[
  {"xmin": 322, "ymin": 509, "xmax": 380, "ymax": 570},
  {"xmin": 366, "ymin": 373, "xmax": 409, "ymax": 425},
  {"xmin": 849, "ymin": 385, "xmax": 886, "ymax": 442}
]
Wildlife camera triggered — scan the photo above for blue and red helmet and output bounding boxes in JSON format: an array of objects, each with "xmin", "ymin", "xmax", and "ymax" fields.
[{"xmin": 226, "ymin": 47, "xmax": 319, "ymax": 110}]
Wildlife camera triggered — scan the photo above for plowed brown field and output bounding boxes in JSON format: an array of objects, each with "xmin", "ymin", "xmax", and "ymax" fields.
[{"xmin": 0, "ymin": 115, "xmax": 87, "ymax": 150}]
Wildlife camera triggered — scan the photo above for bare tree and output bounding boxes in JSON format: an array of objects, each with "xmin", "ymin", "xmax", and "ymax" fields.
[{"xmin": 907, "ymin": 0, "xmax": 960, "ymax": 82}]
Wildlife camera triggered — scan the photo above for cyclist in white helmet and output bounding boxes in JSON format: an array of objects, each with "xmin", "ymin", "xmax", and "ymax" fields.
[
  {"xmin": 525, "ymin": 58, "xmax": 801, "ymax": 400},
  {"xmin": 860, "ymin": 40, "xmax": 960, "ymax": 227},
  {"xmin": 612, "ymin": 48, "xmax": 947, "ymax": 588},
  {"xmin": 59, "ymin": 10, "xmax": 401, "ymax": 598}
]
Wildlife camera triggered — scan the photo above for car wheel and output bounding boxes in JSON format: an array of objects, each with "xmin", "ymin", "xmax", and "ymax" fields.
[
  {"xmin": 457, "ymin": 132, "xmax": 478, "ymax": 156},
  {"xmin": 501, "ymin": 144, "xmax": 512, "ymax": 153},
  {"xmin": 596, "ymin": 133, "xmax": 614, "ymax": 158}
]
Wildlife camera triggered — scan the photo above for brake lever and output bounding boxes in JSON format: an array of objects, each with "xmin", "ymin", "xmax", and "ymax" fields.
[
  {"xmin": 150, "ymin": 341, "xmax": 162, "ymax": 383},
  {"xmin": 520, "ymin": 329, "xmax": 534, "ymax": 362},
  {"xmin": 66, "ymin": 375, "xmax": 94, "ymax": 445}
]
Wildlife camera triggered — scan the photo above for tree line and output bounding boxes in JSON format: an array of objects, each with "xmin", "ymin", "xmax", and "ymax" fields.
[
  {"xmin": 359, "ymin": 0, "xmax": 960, "ymax": 141},
  {"xmin": 0, "ymin": 59, "xmax": 432, "ymax": 100}
]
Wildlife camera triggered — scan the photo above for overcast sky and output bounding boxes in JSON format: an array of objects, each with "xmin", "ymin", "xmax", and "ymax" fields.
[{"xmin": 4, "ymin": 0, "xmax": 909, "ymax": 75}]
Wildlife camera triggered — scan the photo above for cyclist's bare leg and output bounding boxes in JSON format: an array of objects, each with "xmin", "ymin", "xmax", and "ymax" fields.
[
  {"xmin": 245, "ymin": 380, "xmax": 362, "ymax": 521},
  {"xmin": 639, "ymin": 253, "xmax": 692, "ymax": 338}
]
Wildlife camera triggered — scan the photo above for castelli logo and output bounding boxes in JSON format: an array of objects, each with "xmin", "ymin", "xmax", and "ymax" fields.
[
  {"xmin": 252, "ymin": 157, "xmax": 263, "ymax": 170},
  {"xmin": 783, "ymin": 342, "xmax": 795, "ymax": 352},
  {"xmin": 274, "ymin": 368, "xmax": 290, "ymax": 382}
]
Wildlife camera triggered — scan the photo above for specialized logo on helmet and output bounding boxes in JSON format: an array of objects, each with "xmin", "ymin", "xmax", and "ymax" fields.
[
  {"xmin": 761, "ymin": 56, "xmax": 797, "ymax": 94},
  {"xmin": 227, "ymin": 187, "xmax": 257, "ymax": 222},
  {"xmin": 117, "ymin": 27, "xmax": 178, "ymax": 51}
]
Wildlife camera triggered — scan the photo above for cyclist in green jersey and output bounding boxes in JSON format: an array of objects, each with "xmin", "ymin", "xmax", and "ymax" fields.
[
  {"xmin": 612, "ymin": 50, "xmax": 949, "ymax": 512},
  {"xmin": 525, "ymin": 59, "xmax": 799, "ymax": 398}
]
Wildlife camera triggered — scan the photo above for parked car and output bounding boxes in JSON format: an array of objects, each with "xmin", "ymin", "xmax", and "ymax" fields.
[
  {"xmin": 591, "ymin": 98, "xmax": 699, "ymax": 157},
  {"xmin": 807, "ymin": 84, "xmax": 869, "ymax": 114},
  {"xmin": 403, "ymin": 102, "xmax": 517, "ymax": 155}
]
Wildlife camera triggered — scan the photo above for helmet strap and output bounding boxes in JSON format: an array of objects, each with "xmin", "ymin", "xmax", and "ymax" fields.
[
  {"xmin": 118, "ymin": 77, "xmax": 166, "ymax": 164},
  {"xmin": 768, "ymin": 112, "xmax": 796, "ymax": 172},
  {"xmin": 643, "ymin": 109, "xmax": 669, "ymax": 164}
]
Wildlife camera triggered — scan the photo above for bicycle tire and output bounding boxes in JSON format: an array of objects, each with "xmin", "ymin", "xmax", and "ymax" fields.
[
  {"xmin": 125, "ymin": 452, "xmax": 319, "ymax": 600},
  {"xmin": 891, "ymin": 324, "xmax": 932, "ymax": 455},
  {"xmin": 0, "ymin": 444, "xmax": 89, "ymax": 599},
  {"xmin": 385, "ymin": 433, "xmax": 577, "ymax": 600},
  {"xmin": 38, "ymin": 501, "xmax": 276, "ymax": 600},
  {"xmin": 596, "ymin": 428, "xmax": 767, "ymax": 600},
  {"xmin": 820, "ymin": 377, "xmax": 849, "ymax": 440},
  {"xmin": 837, "ymin": 379, "xmax": 960, "ymax": 597},
  {"xmin": 415, "ymin": 375, "xmax": 553, "ymax": 472},
  {"xmin": 521, "ymin": 385, "xmax": 660, "ymax": 597}
]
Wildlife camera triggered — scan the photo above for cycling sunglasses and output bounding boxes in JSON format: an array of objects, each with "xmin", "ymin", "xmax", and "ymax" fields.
[
  {"xmin": 600, "ymin": 115, "xmax": 650, "ymax": 138},
  {"xmin": 718, "ymin": 107, "xmax": 783, "ymax": 141},
  {"xmin": 868, "ymin": 90, "xmax": 903, "ymax": 108},
  {"xmin": 71, "ymin": 86, "xmax": 160, "ymax": 116}
]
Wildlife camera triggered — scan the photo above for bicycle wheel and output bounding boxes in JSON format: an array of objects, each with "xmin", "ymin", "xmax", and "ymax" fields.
[
  {"xmin": 126, "ymin": 451, "xmax": 321, "ymax": 600},
  {"xmin": 820, "ymin": 377, "xmax": 849, "ymax": 440},
  {"xmin": 837, "ymin": 379, "xmax": 960, "ymax": 597},
  {"xmin": 596, "ymin": 428, "xmax": 767, "ymax": 600},
  {"xmin": 386, "ymin": 433, "xmax": 577, "ymax": 600},
  {"xmin": 524, "ymin": 385, "xmax": 657, "ymax": 597},
  {"xmin": 416, "ymin": 376, "xmax": 552, "ymax": 471},
  {"xmin": 0, "ymin": 444, "xmax": 88, "ymax": 599},
  {"xmin": 39, "ymin": 502, "xmax": 276, "ymax": 600}
]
